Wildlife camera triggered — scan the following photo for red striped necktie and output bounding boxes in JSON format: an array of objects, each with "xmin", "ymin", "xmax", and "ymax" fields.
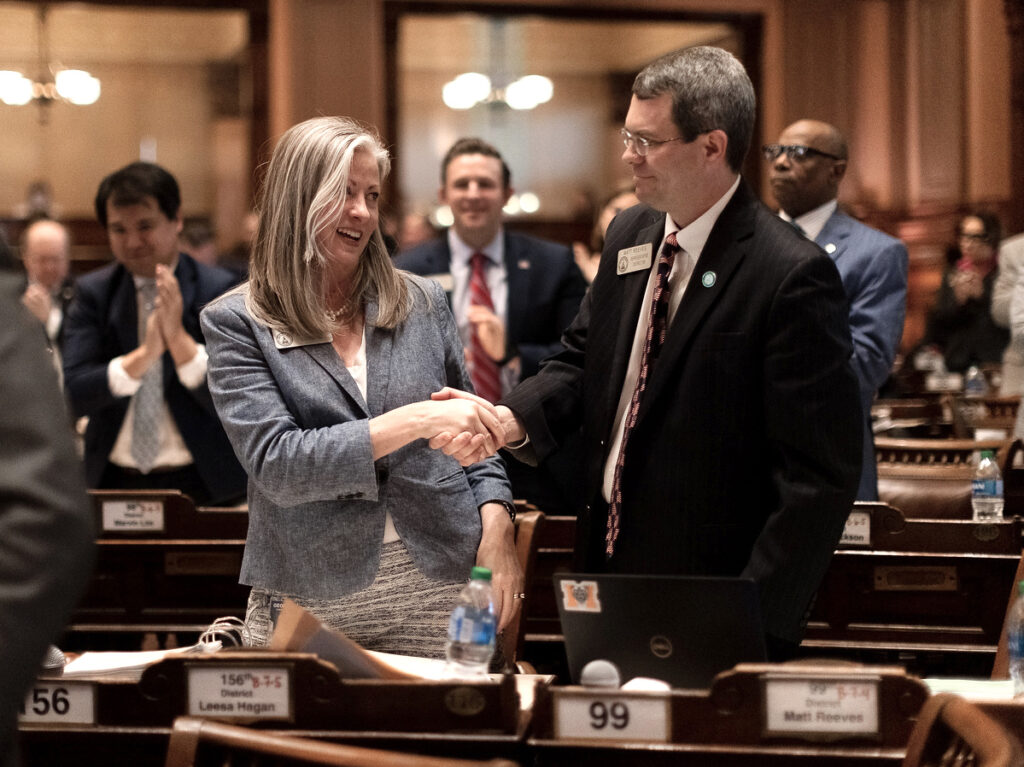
[
  {"xmin": 606, "ymin": 232, "xmax": 680, "ymax": 557},
  {"xmin": 469, "ymin": 252, "xmax": 502, "ymax": 403}
]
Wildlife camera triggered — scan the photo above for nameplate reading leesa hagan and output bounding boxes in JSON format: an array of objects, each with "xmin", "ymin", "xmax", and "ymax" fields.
[
  {"xmin": 102, "ymin": 499, "xmax": 165, "ymax": 532},
  {"xmin": 554, "ymin": 690, "xmax": 670, "ymax": 742},
  {"xmin": 19, "ymin": 682, "xmax": 96, "ymax": 725},
  {"xmin": 763, "ymin": 675, "xmax": 879, "ymax": 737},
  {"xmin": 188, "ymin": 666, "xmax": 291, "ymax": 720}
]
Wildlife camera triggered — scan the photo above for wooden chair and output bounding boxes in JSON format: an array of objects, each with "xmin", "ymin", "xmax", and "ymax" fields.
[
  {"xmin": 165, "ymin": 716, "xmax": 519, "ymax": 767},
  {"xmin": 499, "ymin": 507, "xmax": 544, "ymax": 673},
  {"xmin": 951, "ymin": 395, "xmax": 1021, "ymax": 438},
  {"xmin": 902, "ymin": 693, "xmax": 1024, "ymax": 767},
  {"xmin": 876, "ymin": 437, "xmax": 1019, "ymax": 518}
]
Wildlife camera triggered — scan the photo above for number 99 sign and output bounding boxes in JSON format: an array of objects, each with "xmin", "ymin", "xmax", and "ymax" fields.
[{"xmin": 555, "ymin": 693, "xmax": 669, "ymax": 742}]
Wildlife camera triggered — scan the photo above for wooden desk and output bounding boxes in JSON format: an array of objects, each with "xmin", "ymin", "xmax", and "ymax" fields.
[
  {"xmin": 67, "ymin": 491, "xmax": 249, "ymax": 651},
  {"xmin": 18, "ymin": 652, "xmax": 529, "ymax": 767},
  {"xmin": 528, "ymin": 663, "xmax": 927, "ymax": 767}
]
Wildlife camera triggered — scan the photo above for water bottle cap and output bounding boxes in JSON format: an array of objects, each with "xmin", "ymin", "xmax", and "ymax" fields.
[
  {"xmin": 981, "ymin": 450, "xmax": 995, "ymax": 460},
  {"xmin": 470, "ymin": 566, "xmax": 492, "ymax": 581}
]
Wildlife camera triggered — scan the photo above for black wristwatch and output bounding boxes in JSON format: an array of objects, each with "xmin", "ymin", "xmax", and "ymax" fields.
[
  {"xmin": 487, "ymin": 499, "xmax": 517, "ymax": 524},
  {"xmin": 495, "ymin": 345, "xmax": 519, "ymax": 367}
]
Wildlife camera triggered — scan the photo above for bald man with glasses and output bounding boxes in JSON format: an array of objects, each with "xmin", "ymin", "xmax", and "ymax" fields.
[{"xmin": 766, "ymin": 119, "xmax": 908, "ymax": 501}]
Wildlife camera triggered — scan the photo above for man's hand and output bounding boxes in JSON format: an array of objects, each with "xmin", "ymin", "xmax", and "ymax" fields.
[
  {"xmin": 21, "ymin": 284, "xmax": 52, "ymax": 325},
  {"xmin": 429, "ymin": 388, "xmax": 526, "ymax": 464},
  {"xmin": 466, "ymin": 305, "xmax": 506, "ymax": 362},
  {"xmin": 154, "ymin": 264, "xmax": 198, "ymax": 366}
]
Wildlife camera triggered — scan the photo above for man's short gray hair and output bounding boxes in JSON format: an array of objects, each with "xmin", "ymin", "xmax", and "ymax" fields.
[{"xmin": 632, "ymin": 46, "xmax": 756, "ymax": 172}]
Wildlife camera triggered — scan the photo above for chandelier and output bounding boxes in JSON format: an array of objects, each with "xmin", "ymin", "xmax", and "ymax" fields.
[
  {"xmin": 0, "ymin": 4, "xmax": 101, "ymax": 110},
  {"xmin": 442, "ymin": 72, "xmax": 553, "ymax": 111}
]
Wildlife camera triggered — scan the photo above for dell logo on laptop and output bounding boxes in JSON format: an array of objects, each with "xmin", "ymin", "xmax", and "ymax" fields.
[{"xmin": 650, "ymin": 635, "xmax": 673, "ymax": 659}]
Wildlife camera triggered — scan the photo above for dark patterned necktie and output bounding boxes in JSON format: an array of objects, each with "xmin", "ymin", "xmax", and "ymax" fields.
[
  {"xmin": 131, "ymin": 280, "xmax": 162, "ymax": 473},
  {"xmin": 606, "ymin": 233, "xmax": 680, "ymax": 557},
  {"xmin": 468, "ymin": 252, "xmax": 502, "ymax": 403}
]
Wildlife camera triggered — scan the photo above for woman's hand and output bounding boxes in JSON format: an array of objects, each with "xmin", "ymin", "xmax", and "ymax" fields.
[
  {"xmin": 426, "ymin": 388, "xmax": 507, "ymax": 465},
  {"xmin": 369, "ymin": 392, "xmax": 502, "ymax": 461},
  {"xmin": 476, "ymin": 502, "xmax": 523, "ymax": 632}
]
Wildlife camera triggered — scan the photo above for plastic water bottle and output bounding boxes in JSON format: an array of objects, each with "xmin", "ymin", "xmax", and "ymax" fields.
[
  {"xmin": 972, "ymin": 449, "xmax": 1004, "ymax": 521},
  {"xmin": 964, "ymin": 365, "xmax": 988, "ymax": 397},
  {"xmin": 1008, "ymin": 581, "xmax": 1024, "ymax": 696},
  {"xmin": 444, "ymin": 566, "xmax": 496, "ymax": 678}
]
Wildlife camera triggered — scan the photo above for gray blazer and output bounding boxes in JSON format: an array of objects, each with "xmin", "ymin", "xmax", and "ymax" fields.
[{"xmin": 200, "ymin": 274, "xmax": 511, "ymax": 597}]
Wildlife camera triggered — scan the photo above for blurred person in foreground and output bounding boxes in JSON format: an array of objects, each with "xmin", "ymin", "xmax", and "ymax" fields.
[
  {"xmin": 0, "ymin": 233, "xmax": 94, "ymax": 767},
  {"xmin": 200, "ymin": 116, "xmax": 522, "ymax": 658}
]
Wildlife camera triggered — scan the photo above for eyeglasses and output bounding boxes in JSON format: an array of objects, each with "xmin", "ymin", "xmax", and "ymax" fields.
[
  {"xmin": 620, "ymin": 128, "xmax": 686, "ymax": 157},
  {"xmin": 959, "ymin": 232, "xmax": 990, "ymax": 243},
  {"xmin": 761, "ymin": 144, "xmax": 841, "ymax": 162}
]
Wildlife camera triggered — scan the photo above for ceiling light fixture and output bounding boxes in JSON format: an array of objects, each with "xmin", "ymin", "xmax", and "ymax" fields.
[
  {"xmin": 0, "ymin": 4, "xmax": 101, "ymax": 115},
  {"xmin": 442, "ymin": 72, "xmax": 553, "ymax": 111}
]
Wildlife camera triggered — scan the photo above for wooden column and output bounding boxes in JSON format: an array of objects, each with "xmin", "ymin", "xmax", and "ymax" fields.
[{"xmin": 1006, "ymin": 0, "xmax": 1024, "ymax": 234}]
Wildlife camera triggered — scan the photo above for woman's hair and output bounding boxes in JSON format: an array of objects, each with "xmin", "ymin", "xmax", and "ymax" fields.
[
  {"xmin": 245, "ymin": 116, "xmax": 409, "ymax": 339},
  {"xmin": 960, "ymin": 210, "xmax": 1003, "ymax": 249}
]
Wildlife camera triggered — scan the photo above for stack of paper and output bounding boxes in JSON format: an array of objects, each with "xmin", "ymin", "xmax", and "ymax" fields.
[{"xmin": 61, "ymin": 641, "xmax": 221, "ymax": 681}]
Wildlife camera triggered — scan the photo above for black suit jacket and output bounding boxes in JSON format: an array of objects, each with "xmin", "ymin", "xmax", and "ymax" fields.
[
  {"xmin": 62, "ymin": 253, "xmax": 246, "ymax": 503},
  {"xmin": 503, "ymin": 182, "xmax": 862, "ymax": 644},
  {"xmin": 394, "ymin": 229, "xmax": 586, "ymax": 378}
]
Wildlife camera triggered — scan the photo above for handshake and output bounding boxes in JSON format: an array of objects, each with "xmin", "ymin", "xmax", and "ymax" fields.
[{"xmin": 423, "ymin": 387, "xmax": 525, "ymax": 466}]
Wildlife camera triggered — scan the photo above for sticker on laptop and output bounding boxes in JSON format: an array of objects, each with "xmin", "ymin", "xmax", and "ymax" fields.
[{"xmin": 561, "ymin": 580, "xmax": 602, "ymax": 612}]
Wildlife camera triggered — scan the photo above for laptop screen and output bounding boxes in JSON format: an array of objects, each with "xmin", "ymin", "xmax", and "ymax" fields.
[{"xmin": 554, "ymin": 572, "xmax": 768, "ymax": 689}]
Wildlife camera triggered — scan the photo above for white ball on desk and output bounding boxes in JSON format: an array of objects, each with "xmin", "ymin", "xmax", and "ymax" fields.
[{"xmin": 580, "ymin": 659, "xmax": 622, "ymax": 688}]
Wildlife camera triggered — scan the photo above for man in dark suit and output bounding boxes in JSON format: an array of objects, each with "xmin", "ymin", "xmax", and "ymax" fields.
[
  {"xmin": 396, "ymin": 138, "xmax": 587, "ymax": 513},
  {"xmin": 766, "ymin": 119, "xmax": 908, "ymax": 501},
  {"xmin": 63, "ymin": 162, "xmax": 246, "ymax": 505},
  {"xmin": 442, "ymin": 47, "xmax": 862, "ymax": 658}
]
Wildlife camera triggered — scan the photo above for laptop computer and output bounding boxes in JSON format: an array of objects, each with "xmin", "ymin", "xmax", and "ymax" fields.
[{"xmin": 553, "ymin": 572, "xmax": 768, "ymax": 689}]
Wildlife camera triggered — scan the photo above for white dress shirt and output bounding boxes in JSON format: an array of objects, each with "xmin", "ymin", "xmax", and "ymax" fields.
[
  {"xmin": 447, "ymin": 228, "xmax": 518, "ymax": 394},
  {"xmin": 107, "ymin": 272, "xmax": 206, "ymax": 471},
  {"xmin": 602, "ymin": 176, "xmax": 741, "ymax": 502},
  {"xmin": 779, "ymin": 199, "xmax": 838, "ymax": 242}
]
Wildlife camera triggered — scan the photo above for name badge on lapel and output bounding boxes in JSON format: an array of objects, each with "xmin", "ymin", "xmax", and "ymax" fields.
[{"xmin": 616, "ymin": 243, "xmax": 653, "ymax": 275}]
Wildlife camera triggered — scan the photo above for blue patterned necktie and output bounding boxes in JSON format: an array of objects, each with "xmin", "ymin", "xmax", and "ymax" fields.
[
  {"xmin": 606, "ymin": 232, "xmax": 680, "ymax": 557},
  {"xmin": 131, "ymin": 280, "xmax": 162, "ymax": 474}
]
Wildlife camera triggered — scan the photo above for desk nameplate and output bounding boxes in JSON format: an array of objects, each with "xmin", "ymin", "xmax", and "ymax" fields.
[
  {"xmin": 187, "ymin": 665, "xmax": 292, "ymax": 721},
  {"xmin": 101, "ymin": 499, "xmax": 164, "ymax": 533},
  {"xmin": 840, "ymin": 510, "xmax": 871, "ymax": 547},
  {"xmin": 19, "ymin": 681, "xmax": 96, "ymax": 725},
  {"xmin": 552, "ymin": 690, "xmax": 670, "ymax": 742},
  {"xmin": 762, "ymin": 675, "xmax": 880, "ymax": 739}
]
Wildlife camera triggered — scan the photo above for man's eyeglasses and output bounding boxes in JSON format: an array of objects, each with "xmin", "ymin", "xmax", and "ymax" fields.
[
  {"xmin": 761, "ymin": 144, "xmax": 841, "ymax": 162},
  {"xmin": 620, "ymin": 128, "xmax": 685, "ymax": 157}
]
